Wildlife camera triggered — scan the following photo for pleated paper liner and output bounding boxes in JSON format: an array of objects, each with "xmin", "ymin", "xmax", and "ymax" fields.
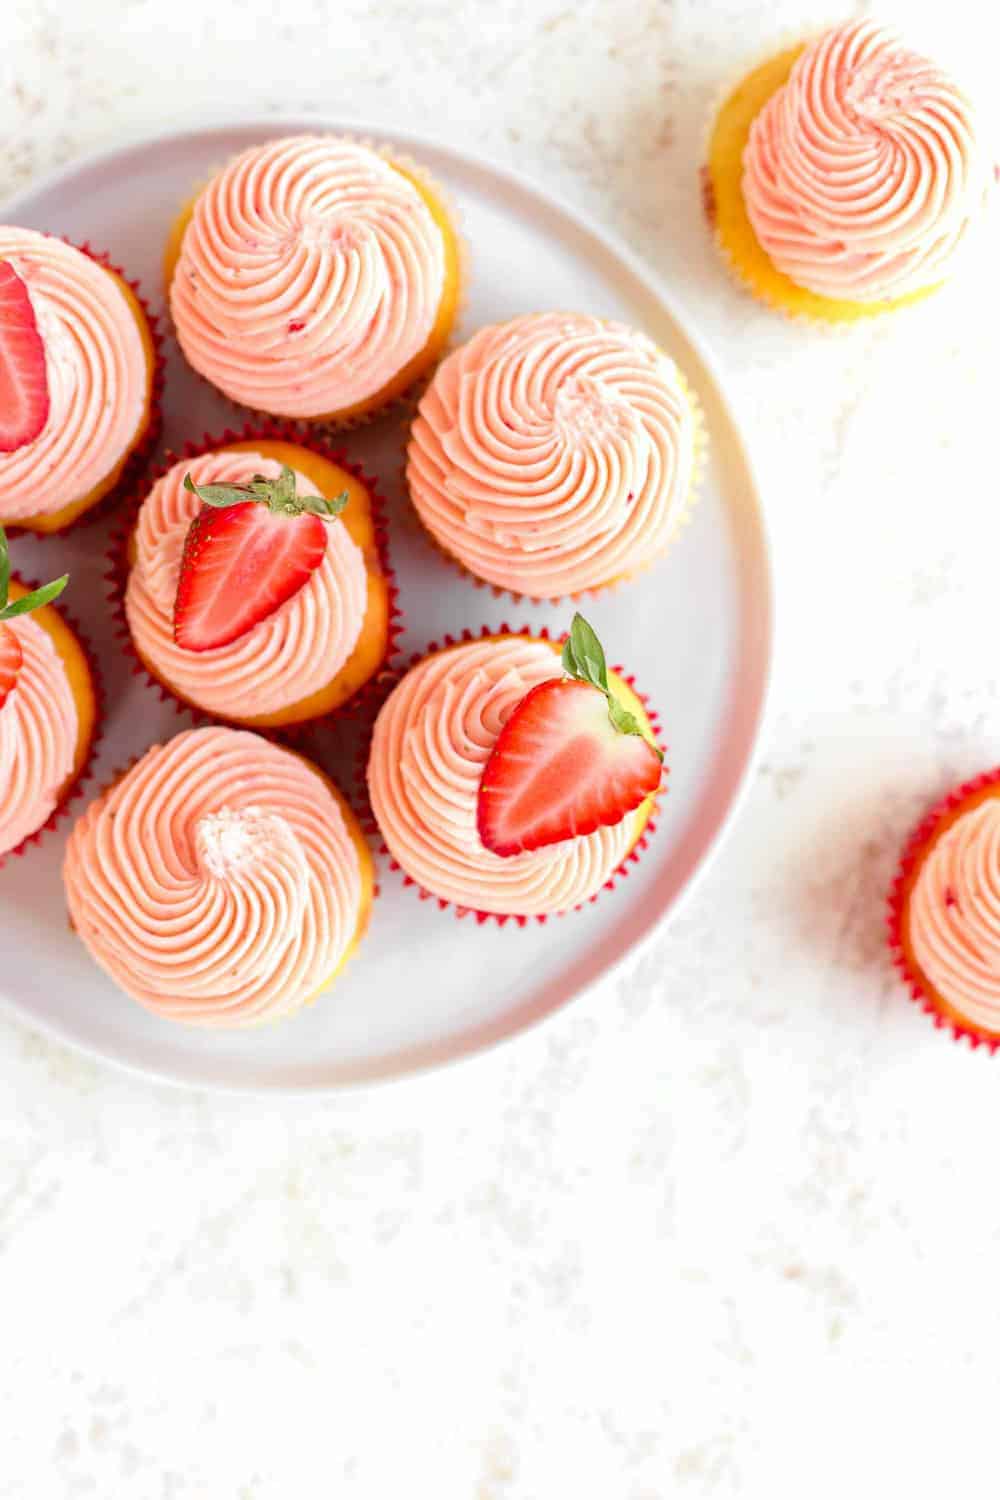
[
  {"xmin": 400, "ymin": 351, "xmax": 708, "ymax": 604},
  {"xmin": 68, "ymin": 734, "xmax": 377, "ymax": 1028},
  {"xmin": 5, "ymin": 238, "xmax": 166, "ymax": 538},
  {"xmin": 888, "ymin": 768, "xmax": 1000, "ymax": 1052},
  {"xmin": 0, "ymin": 584, "xmax": 104, "ymax": 871},
  {"xmin": 164, "ymin": 136, "xmax": 470, "ymax": 435},
  {"xmin": 702, "ymin": 38, "xmax": 947, "ymax": 327},
  {"xmin": 105, "ymin": 421, "xmax": 403, "ymax": 745},
  {"xmin": 354, "ymin": 624, "xmax": 667, "ymax": 928}
]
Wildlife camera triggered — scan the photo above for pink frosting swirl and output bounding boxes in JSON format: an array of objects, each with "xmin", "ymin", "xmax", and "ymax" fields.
[
  {"xmin": 742, "ymin": 20, "xmax": 993, "ymax": 302},
  {"xmin": 63, "ymin": 727, "xmax": 366, "ymax": 1028},
  {"xmin": 0, "ymin": 229, "xmax": 149, "ymax": 521},
  {"xmin": 125, "ymin": 450, "xmax": 368, "ymax": 721},
  {"xmin": 170, "ymin": 136, "xmax": 446, "ymax": 418},
  {"xmin": 368, "ymin": 637, "xmax": 645, "ymax": 916},
  {"xmin": 0, "ymin": 612, "xmax": 77, "ymax": 856},
  {"xmin": 908, "ymin": 797, "xmax": 1000, "ymax": 1034},
  {"xmin": 407, "ymin": 313, "xmax": 695, "ymax": 598}
]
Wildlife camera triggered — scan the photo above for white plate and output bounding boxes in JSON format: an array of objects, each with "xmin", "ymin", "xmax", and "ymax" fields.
[{"xmin": 1, "ymin": 118, "xmax": 773, "ymax": 1092}]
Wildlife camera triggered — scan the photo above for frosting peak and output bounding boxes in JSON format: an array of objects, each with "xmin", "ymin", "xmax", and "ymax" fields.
[
  {"xmin": 741, "ymin": 20, "xmax": 993, "ymax": 302},
  {"xmin": 407, "ymin": 313, "xmax": 694, "ymax": 596}
]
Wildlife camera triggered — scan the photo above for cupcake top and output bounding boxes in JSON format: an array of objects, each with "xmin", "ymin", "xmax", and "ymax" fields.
[
  {"xmin": 125, "ymin": 448, "xmax": 368, "ymax": 721},
  {"xmin": 407, "ymin": 313, "xmax": 696, "ymax": 598},
  {"xmin": 742, "ymin": 20, "xmax": 993, "ymax": 304},
  {"xmin": 0, "ymin": 229, "xmax": 149, "ymax": 521},
  {"xmin": 169, "ymin": 135, "xmax": 447, "ymax": 418},
  {"xmin": 905, "ymin": 789, "xmax": 1000, "ymax": 1035},
  {"xmin": 368, "ymin": 634, "xmax": 656, "ymax": 917},
  {"xmin": 0, "ymin": 607, "xmax": 77, "ymax": 857},
  {"xmin": 64, "ymin": 726, "xmax": 367, "ymax": 1027}
]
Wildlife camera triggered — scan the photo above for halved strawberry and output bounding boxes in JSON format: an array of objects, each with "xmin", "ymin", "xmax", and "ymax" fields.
[
  {"xmin": 478, "ymin": 614, "xmax": 663, "ymax": 857},
  {"xmin": 174, "ymin": 502, "xmax": 327, "ymax": 652},
  {"xmin": 0, "ymin": 624, "xmax": 23, "ymax": 710},
  {"xmin": 173, "ymin": 464, "xmax": 348, "ymax": 652},
  {"xmin": 0, "ymin": 259, "xmax": 50, "ymax": 454}
]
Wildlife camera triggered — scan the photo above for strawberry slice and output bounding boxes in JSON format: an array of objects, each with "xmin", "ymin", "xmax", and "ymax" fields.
[
  {"xmin": 0, "ymin": 260, "xmax": 50, "ymax": 454},
  {"xmin": 174, "ymin": 502, "xmax": 327, "ymax": 652},
  {"xmin": 478, "ymin": 613, "xmax": 663, "ymax": 857},
  {"xmin": 478, "ymin": 678, "xmax": 662, "ymax": 856},
  {"xmin": 0, "ymin": 624, "xmax": 23, "ymax": 709}
]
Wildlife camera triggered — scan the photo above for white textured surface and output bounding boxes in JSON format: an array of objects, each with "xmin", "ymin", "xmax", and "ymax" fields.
[{"xmin": 1, "ymin": 2, "xmax": 998, "ymax": 1496}]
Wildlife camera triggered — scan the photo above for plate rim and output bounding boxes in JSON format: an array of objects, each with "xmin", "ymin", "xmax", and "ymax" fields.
[{"xmin": 0, "ymin": 114, "xmax": 775, "ymax": 1094}]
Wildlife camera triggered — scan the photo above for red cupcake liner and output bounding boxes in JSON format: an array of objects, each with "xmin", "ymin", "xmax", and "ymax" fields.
[
  {"xmin": 5, "ymin": 238, "xmax": 165, "ymax": 539},
  {"xmin": 0, "ymin": 579, "xmax": 105, "ymax": 870},
  {"xmin": 887, "ymin": 767, "xmax": 1000, "ymax": 1051},
  {"xmin": 105, "ymin": 421, "xmax": 403, "ymax": 743},
  {"xmin": 354, "ymin": 623, "xmax": 667, "ymax": 927}
]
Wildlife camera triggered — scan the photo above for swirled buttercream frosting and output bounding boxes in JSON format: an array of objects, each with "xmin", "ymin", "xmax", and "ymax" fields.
[
  {"xmin": 64, "ymin": 727, "xmax": 366, "ymax": 1026},
  {"xmin": 407, "ymin": 313, "xmax": 695, "ymax": 598},
  {"xmin": 170, "ymin": 135, "xmax": 447, "ymax": 418},
  {"xmin": 368, "ymin": 637, "xmax": 646, "ymax": 915},
  {"xmin": 742, "ymin": 20, "xmax": 993, "ymax": 302},
  {"xmin": 125, "ymin": 450, "xmax": 368, "ymax": 720},
  {"xmin": 0, "ymin": 228, "xmax": 149, "ymax": 521},
  {"xmin": 0, "ymin": 612, "xmax": 77, "ymax": 856},
  {"xmin": 908, "ymin": 796, "xmax": 1000, "ymax": 1035}
]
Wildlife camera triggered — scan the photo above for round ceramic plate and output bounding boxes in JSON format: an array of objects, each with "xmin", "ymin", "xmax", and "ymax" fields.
[{"xmin": 1, "ymin": 119, "xmax": 772, "ymax": 1091}]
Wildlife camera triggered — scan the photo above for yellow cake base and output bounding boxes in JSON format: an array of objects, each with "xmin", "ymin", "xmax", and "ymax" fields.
[
  {"xmin": 127, "ymin": 438, "xmax": 391, "ymax": 730},
  {"xmin": 164, "ymin": 154, "xmax": 464, "ymax": 425},
  {"xmin": 6, "ymin": 579, "xmax": 97, "ymax": 794},
  {"xmin": 17, "ymin": 266, "xmax": 158, "ymax": 534},
  {"xmin": 302, "ymin": 760, "xmax": 376, "ymax": 1004},
  {"xmin": 705, "ymin": 45, "xmax": 941, "ymax": 324}
]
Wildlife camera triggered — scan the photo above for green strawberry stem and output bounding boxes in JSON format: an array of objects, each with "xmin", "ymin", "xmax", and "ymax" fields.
[
  {"xmin": 183, "ymin": 465, "xmax": 348, "ymax": 520},
  {"xmin": 561, "ymin": 612, "xmax": 663, "ymax": 761},
  {"xmin": 0, "ymin": 524, "xmax": 68, "ymax": 622}
]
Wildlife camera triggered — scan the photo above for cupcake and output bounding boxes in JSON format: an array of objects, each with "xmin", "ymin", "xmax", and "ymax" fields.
[
  {"xmin": 406, "ymin": 312, "xmax": 699, "ymax": 599},
  {"xmin": 64, "ymin": 726, "xmax": 374, "ymax": 1028},
  {"xmin": 0, "ymin": 535, "xmax": 99, "ymax": 862},
  {"xmin": 118, "ymin": 432, "xmax": 395, "ymax": 729},
  {"xmin": 166, "ymin": 134, "xmax": 463, "ymax": 424},
  {"xmin": 0, "ymin": 229, "xmax": 159, "ymax": 532},
  {"xmin": 889, "ymin": 770, "xmax": 1000, "ymax": 1047},
  {"xmin": 367, "ymin": 614, "xmax": 664, "ymax": 920},
  {"xmin": 705, "ymin": 19, "xmax": 994, "ymax": 322}
]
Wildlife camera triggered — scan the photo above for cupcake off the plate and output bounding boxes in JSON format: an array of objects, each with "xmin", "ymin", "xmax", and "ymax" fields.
[
  {"xmin": 890, "ymin": 771, "xmax": 1000, "ymax": 1049},
  {"xmin": 705, "ymin": 18, "xmax": 995, "ymax": 322}
]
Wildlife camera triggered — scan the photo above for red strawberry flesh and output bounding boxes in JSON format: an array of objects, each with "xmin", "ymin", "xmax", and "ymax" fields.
[
  {"xmin": 477, "ymin": 678, "xmax": 662, "ymax": 857},
  {"xmin": 0, "ymin": 260, "xmax": 50, "ymax": 454},
  {"xmin": 0, "ymin": 624, "xmax": 24, "ymax": 709},
  {"xmin": 173, "ymin": 502, "xmax": 327, "ymax": 652}
]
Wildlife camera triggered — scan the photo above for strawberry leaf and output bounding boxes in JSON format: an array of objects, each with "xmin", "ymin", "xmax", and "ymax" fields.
[
  {"xmin": 0, "ymin": 522, "xmax": 68, "ymax": 621},
  {"xmin": 0, "ymin": 574, "xmax": 68, "ymax": 620},
  {"xmin": 562, "ymin": 611, "xmax": 663, "ymax": 761},
  {"xmin": 183, "ymin": 467, "xmax": 348, "ymax": 521}
]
